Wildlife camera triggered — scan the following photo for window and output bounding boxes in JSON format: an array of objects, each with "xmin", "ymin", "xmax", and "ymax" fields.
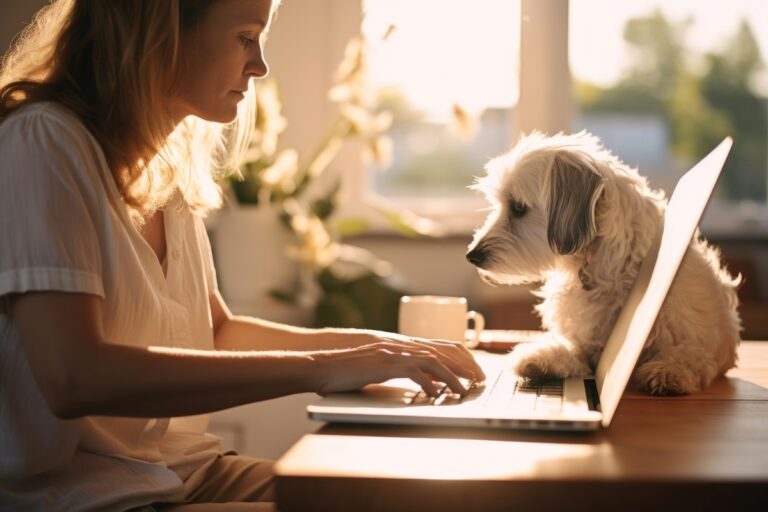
[
  {"xmin": 270, "ymin": 0, "xmax": 766, "ymax": 234},
  {"xmin": 355, "ymin": 0, "xmax": 570, "ymax": 231},
  {"xmin": 361, "ymin": 0, "xmax": 521, "ymax": 206}
]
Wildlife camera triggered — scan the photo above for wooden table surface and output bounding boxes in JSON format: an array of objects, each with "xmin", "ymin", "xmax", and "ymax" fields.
[{"xmin": 274, "ymin": 341, "xmax": 768, "ymax": 512}]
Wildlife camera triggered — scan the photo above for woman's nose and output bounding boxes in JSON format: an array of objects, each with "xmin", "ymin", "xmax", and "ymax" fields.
[{"xmin": 245, "ymin": 47, "xmax": 269, "ymax": 78}]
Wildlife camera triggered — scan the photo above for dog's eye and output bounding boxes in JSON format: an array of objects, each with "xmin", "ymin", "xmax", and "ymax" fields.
[{"xmin": 508, "ymin": 199, "xmax": 528, "ymax": 219}]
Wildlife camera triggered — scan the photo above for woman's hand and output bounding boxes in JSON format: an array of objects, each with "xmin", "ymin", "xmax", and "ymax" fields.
[{"xmin": 308, "ymin": 333, "xmax": 486, "ymax": 397}]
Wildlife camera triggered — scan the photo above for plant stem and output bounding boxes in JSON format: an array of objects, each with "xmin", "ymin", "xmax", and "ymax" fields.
[{"xmin": 293, "ymin": 115, "xmax": 353, "ymax": 197}]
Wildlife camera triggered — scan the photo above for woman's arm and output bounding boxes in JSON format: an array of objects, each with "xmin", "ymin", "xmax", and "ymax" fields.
[
  {"xmin": 211, "ymin": 289, "xmax": 386, "ymax": 351},
  {"xmin": 210, "ymin": 289, "xmax": 485, "ymax": 376},
  {"xmin": 11, "ymin": 291, "xmax": 483, "ymax": 420}
]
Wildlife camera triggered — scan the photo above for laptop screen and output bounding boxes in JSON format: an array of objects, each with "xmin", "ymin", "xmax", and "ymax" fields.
[{"xmin": 595, "ymin": 137, "xmax": 732, "ymax": 427}]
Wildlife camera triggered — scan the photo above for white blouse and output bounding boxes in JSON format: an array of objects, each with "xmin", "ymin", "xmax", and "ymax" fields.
[{"xmin": 0, "ymin": 102, "xmax": 225, "ymax": 510}]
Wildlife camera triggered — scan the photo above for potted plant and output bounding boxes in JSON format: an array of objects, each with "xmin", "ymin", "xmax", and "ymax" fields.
[{"xmin": 213, "ymin": 37, "xmax": 439, "ymax": 330}]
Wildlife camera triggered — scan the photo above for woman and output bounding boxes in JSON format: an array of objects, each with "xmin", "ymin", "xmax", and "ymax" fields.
[{"xmin": 0, "ymin": 1, "xmax": 484, "ymax": 510}]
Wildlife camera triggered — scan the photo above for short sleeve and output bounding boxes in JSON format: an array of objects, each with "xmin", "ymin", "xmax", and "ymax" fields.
[
  {"xmin": 0, "ymin": 104, "xmax": 105, "ymax": 300},
  {"xmin": 193, "ymin": 214, "xmax": 219, "ymax": 295}
]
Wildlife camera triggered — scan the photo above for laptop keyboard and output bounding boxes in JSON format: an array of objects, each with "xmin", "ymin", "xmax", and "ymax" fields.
[
  {"xmin": 408, "ymin": 371, "xmax": 564, "ymax": 413},
  {"xmin": 407, "ymin": 381, "xmax": 481, "ymax": 406}
]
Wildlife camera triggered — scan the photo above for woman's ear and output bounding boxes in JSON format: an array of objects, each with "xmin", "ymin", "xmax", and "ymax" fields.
[{"xmin": 546, "ymin": 155, "xmax": 605, "ymax": 255}]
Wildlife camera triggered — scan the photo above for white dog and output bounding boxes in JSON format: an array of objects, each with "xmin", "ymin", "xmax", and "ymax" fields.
[{"xmin": 466, "ymin": 131, "xmax": 742, "ymax": 395}]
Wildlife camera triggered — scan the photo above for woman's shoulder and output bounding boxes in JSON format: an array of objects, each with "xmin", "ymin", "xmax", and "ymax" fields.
[
  {"xmin": 0, "ymin": 101, "xmax": 108, "ymax": 170},
  {"xmin": 2, "ymin": 100, "xmax": 86, "ymax": 130},
  {"xmin": 0, "ymin": 101, "xmax": 96, "ymax": 147},
  {"xmin": 0, "ymin": 101, "xmax": 112, "ymax": 188}
]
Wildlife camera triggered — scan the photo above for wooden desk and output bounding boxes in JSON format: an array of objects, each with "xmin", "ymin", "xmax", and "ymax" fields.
[{"xmin": 274, "ymin": 341, "xmax": 768, "ymax": 512}]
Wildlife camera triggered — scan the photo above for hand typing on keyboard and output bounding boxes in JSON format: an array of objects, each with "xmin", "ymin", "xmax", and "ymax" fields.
[
  {"xmin": 407, "ymin": 374, "xmax": 563, "ymax": 413},
  {"xmin": 408, "ymin": 379, "xmax": 484, "ymax": 405}
]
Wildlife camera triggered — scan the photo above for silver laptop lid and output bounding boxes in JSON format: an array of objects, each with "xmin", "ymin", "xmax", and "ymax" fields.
[{"xmin": 595, "ymin": 137, "xmax": 733, "ymax": 427}]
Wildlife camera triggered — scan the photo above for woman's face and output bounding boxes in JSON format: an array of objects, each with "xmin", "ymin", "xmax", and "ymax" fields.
[{"xmin": 172, "ymin": 0, "xmax": 273, "ymax": 123}]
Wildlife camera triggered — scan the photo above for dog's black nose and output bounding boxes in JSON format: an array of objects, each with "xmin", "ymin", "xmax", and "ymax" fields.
[{"xmin": 466, "ymin": 248, "xmax": 487, "ymax": 267}]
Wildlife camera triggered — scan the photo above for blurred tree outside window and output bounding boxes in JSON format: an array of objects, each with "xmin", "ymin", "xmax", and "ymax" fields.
[{"xmin": 570, "ymin": 1, "xmax": 768, "ymax": 205}]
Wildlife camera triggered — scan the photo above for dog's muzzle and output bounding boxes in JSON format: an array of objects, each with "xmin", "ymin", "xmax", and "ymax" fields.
[{"xmin": 466, "ymin": 247, "xmax": 488, "ymax": 268}]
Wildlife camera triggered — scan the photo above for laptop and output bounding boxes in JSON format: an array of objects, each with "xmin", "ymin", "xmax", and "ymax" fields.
[{"xmin": 308, "ymin": 137, "xmax": 733, "ymax": 431}]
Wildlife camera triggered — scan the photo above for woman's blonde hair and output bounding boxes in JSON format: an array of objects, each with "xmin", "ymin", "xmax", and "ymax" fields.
[{"xmin": 0, "ymin": 0, "xmax": 259, "ymax": 224}]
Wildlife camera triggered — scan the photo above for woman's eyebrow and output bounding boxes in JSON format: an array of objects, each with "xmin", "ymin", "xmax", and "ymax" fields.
[
  {"xmin": 240, "ymin": 17, "xmax": 267, "ymax": 28},
  {"xmin": 234, "ymin": 21, "xmax": 266, "ymax": 33}
]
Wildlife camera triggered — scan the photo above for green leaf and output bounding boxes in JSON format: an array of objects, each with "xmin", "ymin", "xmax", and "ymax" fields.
[
  {"xmin": 316, "ymin": 267, "xmax": 349, "ymax": 292},
  {"xmin": 231, "ymin": 177, "xmax": 261, "ymax": 205},
  {"xmin": 312, "ymin": 270, "xmax": 408, "ymax": 331},
  {"xmin": 311, "ymin": 197, "xmax": 336, "ymax": 220},
  {"xmin": 231, "ymin": 160, "xmax": 273, "ymax": 205},
  {"xmin": 314, "ymin": 292, "xmax": 365, "ymax": 328},
  {"xmin": 335, "ymin": 217, "xmax": 371, "ymax": 236},
  {"xmin": 269, "ymin": 289, "xmax": 297, "ymax": 304},
  {"xmin": 345, "ymin": 273, "xmax": 404, "ymax": 331}
]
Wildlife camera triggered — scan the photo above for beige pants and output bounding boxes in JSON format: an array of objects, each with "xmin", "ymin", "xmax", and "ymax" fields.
[{"xmin": 135, "ymin": 454, "xmax": 276, "ymax": 511}]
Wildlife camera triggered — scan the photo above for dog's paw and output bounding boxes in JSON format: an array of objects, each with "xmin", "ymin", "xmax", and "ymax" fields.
[
  {"xmin": 514, "ymin": 356, "xmax": 554, "ymax": 381},
  {"xmin": 509, "ymin": 342, "xmax": 586, "ymax": 380},
  {"xmin": 633, "ymin": 362, "xmax": 702, "ymax": 396}
]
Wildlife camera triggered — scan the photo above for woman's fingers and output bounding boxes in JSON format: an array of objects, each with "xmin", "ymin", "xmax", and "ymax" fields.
[
  {"xmin": 314, "ymin": 340, "xmax": 481, "ymax": 397},
  {"xmin": 400, "ymin": 364, "xmax": 441, "ymax": 397},
  {"xmin": 379, "ymin": 346, "xmax": 469, "ymax": 396},
  {"xmin": 424, "ymin": 340, "xmax": 486, "ymax": 381},
  {"xmin": 387, "ymin": 344, "xmax": 474, "ymax": 382},
  {"xmin": 381, "ymin": 337, "xmax": 486, "ymax": 382}
]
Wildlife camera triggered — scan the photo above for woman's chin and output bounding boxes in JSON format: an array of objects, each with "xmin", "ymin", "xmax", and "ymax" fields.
[{"xmin": 193, "ymin": 106, "xmax": 239, "ymax": 124}]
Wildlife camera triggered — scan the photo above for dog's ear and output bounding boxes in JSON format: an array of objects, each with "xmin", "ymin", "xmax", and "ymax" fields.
[{"xmin": 547, "ymin": 155, "xmax": 605, "ymax": 255}]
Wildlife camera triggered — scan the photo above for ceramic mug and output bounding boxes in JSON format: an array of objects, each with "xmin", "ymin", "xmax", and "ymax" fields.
[{"xmin": 398, "ymin": 295, "xmax": 485, "ymax": 349}]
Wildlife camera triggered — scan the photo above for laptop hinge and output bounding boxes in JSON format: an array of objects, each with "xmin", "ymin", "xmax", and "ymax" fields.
[{"xmin": 584, "ymin": 379, "xmax": 601, "ymax": 411}]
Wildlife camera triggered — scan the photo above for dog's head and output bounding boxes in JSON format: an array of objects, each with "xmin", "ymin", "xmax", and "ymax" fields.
[{"xmin": 466, "ymin": 131, "xmax": 617, "ymax": 286}]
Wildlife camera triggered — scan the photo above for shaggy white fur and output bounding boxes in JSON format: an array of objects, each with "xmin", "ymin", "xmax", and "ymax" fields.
[{"xmin": 466, "ymin": 131, "xmax": 742, "ymax": 395}]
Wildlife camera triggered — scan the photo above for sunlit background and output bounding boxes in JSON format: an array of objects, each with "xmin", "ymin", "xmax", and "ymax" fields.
[
  {"xmin": 362, "ymin": 0, "xmax": 768, "ymax": 204},
  {"xmin": 363, "ymin": 0, "xmax": 520, "ymax": 118}
]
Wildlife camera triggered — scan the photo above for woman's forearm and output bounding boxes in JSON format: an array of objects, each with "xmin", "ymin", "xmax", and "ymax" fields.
[
  {"xmin": 214, "ymin": 314, "xmax": 373, "ymax": 351},
  {"xmin": 59, "ymin": 341, "xmax": 319, "ymax": 419}
]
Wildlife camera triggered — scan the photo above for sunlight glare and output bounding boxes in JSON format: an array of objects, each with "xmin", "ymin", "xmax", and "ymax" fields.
[
  {"xmin": 362, "ymin": 0, "xmax": 520, "ymax": 120},
  {"xmin": 290, "ymin": 434, "xmax": 603, "ymax": 480}
]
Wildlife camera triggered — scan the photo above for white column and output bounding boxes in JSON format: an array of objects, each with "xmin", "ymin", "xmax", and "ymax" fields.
[{"xmin": 517, "ymin": 0, "xmax": 572, "ymax": 137}]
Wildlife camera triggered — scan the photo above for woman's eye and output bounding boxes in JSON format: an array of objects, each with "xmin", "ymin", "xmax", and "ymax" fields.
[
  {"xmin": 509, "ymin": 199, "xmax": 528, "ymax": 219},
  {"xmin": 239, "ymin": 35, "xmax": 256, "ymax": 48}
]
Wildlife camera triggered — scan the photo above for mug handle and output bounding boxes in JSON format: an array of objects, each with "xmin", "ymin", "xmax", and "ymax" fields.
[{"xmin": 465, "ymin": 310, "xmax": 485, "ymax": 349}]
